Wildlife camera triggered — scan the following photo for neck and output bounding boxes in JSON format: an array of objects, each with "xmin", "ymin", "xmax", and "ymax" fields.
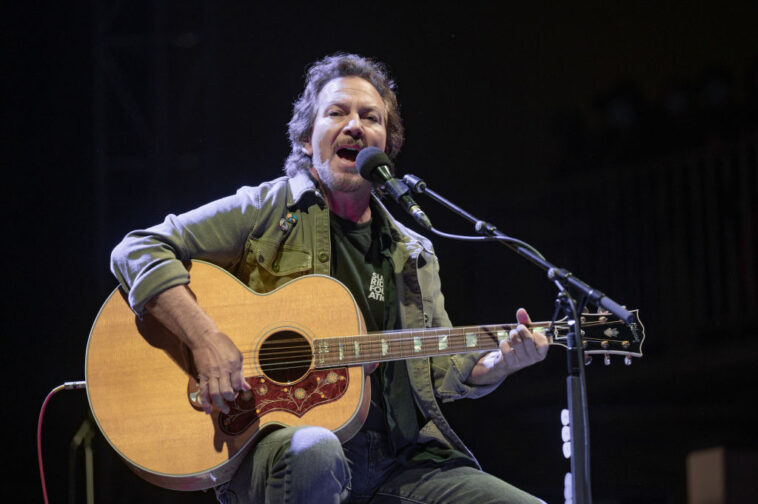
[
  {"xmin": 327, "ymin": 192, "xmax": 372, "ymax": 223},
  {"xmin": 311, "ymin": 169, "xmax": 372, "ymax": 223}
]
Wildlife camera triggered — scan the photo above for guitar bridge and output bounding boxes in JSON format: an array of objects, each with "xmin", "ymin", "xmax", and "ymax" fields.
[{"xmin": 212, "ymin": 368, "xmax": 350, "ymax": 436}]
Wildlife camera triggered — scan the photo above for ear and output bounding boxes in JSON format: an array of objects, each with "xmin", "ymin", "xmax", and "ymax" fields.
[
  {"xmin": 302, "ymin": 141, "xmax": 313, "ymax": 156},
  {"xmin": 302, "ymin": 125, "xmax": 314, "ymax": 156}
]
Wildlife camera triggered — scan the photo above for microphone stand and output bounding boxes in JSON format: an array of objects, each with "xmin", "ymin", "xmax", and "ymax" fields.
[{"xmin": 403, "ymin": 174, "xmax": 636, "ymax": 504}]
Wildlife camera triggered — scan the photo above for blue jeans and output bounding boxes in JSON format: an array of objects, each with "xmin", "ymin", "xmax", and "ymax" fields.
[{"xmin": 215, "ymin": 426, "xmax": 544, "ymax": 504}]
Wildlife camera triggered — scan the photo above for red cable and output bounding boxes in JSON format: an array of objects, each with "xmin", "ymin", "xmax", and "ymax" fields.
[
  {"xmin": 38, "ymin": 384, "xmax": 64, "ymax": 504},
  {"xmin": 38, "ymin": 382, "xmax": 86, "ymax": 504}
]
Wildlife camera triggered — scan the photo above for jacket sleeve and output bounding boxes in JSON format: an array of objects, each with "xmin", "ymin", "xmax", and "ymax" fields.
[
  {"xmin": 422, "ymin": 251, "xmax": 506, "ymax": 403},
  {"xmin": 110, "ymin": 187, "xmax": 260, "ymax": 314}
]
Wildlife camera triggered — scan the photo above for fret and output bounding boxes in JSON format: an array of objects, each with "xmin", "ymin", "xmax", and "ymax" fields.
[
  {"xmin": 443, "ymin": 327, "xmax": 455, "ymax": 354},
  {"xmin": 496, "ymin": 328, "xmax": 508, "ymax": 345},
  {"xmin": 437, "ymin": 327, "xmax": 449, "ymax": 353},
  {"xmin": 378, "ymin": 332, "xmax": 390, "ymax": 360},
  {"xmin": 399, "ymin": 329, "xmax": 411, "ymax": 359},
  {"xmin": 462, "ymin": 327, "xmax": 476, "ymax": 351},
  {"xmin": 383, "ymin": 330, "xmax": 401, "ymax": 361},
  {"xmin": 352, "ymin": 337, "xmax": 360, "ymax": 360},
  {"xmin": 480, "ymin": 325, "xmax": 503, "ymax": 350},
  {"xmin": 352, "ymin": 335, "xmax": 363, "ymax": 365},
  {"xmin": 464, "ymin": 329, "xmax": 478, "ymax": 349},
  {"xmin": 366, "ymin": 332, "xmax": 381, "ymax": 362},
  {"xmin": 450, "ymin": 327, "xmax": 465, "ymax": 354},
  {"xmin": 316, "ymin": 339, "xmax": 328, "ymax": 367},
  {"xmin": 420, "ymin": 328, "xmax": 433, "ymax": 356},
  {"xmin": 390, "ymin": 331, "xmax": 402, "ymax": 360},
  {"xmin": 419, "ymin": 329, "xmax": 429, "ymax": 356},
  {"xmin": 431, "ymin": 328, "xmax": 442, "ymax": 354},
  {"xmin": 413, "ymin": 333, "xmax": 422, "ymax": 354},
  {"xmin": 313, "ymin": 336, "xmax": 329, "ymax": 368},
  {"xmin": 322, "ymin": 335, "xmax": 343, "ymax": 367}
]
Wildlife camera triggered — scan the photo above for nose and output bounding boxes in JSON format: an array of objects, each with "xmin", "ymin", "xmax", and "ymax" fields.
[{"xmin": 342, "ymin": 113, "xmax": 364, "ymax": 138}]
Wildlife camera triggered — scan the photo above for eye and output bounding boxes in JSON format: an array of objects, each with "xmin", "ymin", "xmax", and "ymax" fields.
[{"xmin": 365, "ymin": 114, "xmax": 380, "ymax": 123}]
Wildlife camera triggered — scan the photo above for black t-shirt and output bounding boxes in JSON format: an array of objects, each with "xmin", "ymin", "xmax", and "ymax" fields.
[{"xmin": 329, "ymin": 204, "xmax": 418, "ymax": 453}]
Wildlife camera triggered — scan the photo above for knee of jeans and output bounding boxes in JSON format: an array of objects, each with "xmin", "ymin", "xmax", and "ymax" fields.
[{"xmin": 289, "ymin": 426, "xmax": 342, "ymax": 460}]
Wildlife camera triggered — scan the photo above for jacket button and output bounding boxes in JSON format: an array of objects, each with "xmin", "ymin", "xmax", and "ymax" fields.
[{"xmin": 318, "ymin": 252, "xmax": 329, "ymax": 263}]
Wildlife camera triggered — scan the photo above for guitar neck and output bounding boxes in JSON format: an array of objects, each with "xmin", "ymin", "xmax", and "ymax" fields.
[
  {"xmin": 311, "ymin": 308, "xmax": 645, "ymax": 367},
  {"xmin": 312, "ymin": 322, "xmax": 540, "ymax": 368}
]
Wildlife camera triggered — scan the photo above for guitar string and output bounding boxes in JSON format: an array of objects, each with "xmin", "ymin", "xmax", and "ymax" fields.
[
  {"xmin": 235, "ymin": 322, "xmax": 537, "ymax": 353},
  {"xmin": 240, "ymin": 328, "xmax": 501, "ymax": 371},
  {"xmin": 176, "ymin": 320, "xmax": 623, "ymax": 375},
  {"xmin": 235, "ymin": 319, "xmax": 620, "ymax": 349},
  {"xmin": 236, "ymin": 319, "xmax": 619, "ymax": 360},
  {"xmin": 242, "ymin": 327, "xmax": 511, "ymax": 361},
  {"xmin": 239, "ymin": 344, "xmax": 629, "ymax": 375},
  {"xmin": 240, "ymin": 342, "xmax": 633, "ymax": 374},
  {"xmin": 237, "ymin": 320, "xmax": 624, "ymax": 368}
]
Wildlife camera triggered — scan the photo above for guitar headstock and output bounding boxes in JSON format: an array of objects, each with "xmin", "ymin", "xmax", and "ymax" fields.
[{"xmin": 546, "ymin": 309, "xmax": 645, "ymax": 366}]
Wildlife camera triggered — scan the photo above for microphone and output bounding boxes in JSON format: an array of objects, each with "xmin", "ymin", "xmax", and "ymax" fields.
[{"xmin": 356, "ymin": 147, "xmax": 433, "ymax": 230}]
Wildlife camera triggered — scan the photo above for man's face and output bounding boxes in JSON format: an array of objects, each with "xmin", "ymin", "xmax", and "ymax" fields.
[{"xmin": 305, "ymin": 76, "xmax": 388, "ymax": 195}]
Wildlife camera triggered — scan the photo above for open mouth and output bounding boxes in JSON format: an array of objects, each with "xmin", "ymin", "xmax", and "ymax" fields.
[{"xmin": 336, "ymin": 146, "xmax": 360, "ymax": 162}]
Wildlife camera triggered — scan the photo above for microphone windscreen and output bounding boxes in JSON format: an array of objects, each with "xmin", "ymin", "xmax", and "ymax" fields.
[{"xmin": 356, "ymin": 147, "xmax": 392, "ymax": 181}]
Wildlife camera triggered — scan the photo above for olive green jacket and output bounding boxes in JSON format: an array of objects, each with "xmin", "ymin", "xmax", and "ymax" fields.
[{"xmin": 110, "ymin": 171, "xmax": 503, "ymax": 465}]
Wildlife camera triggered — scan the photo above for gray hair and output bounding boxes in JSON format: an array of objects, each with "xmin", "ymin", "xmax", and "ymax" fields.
[{"xmin": 284, "ymin": 53, "xmax": 404, "ymax": 176}]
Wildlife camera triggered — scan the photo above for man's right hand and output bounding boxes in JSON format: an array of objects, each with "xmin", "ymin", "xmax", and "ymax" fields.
[
  {"xmin": 145, "ymin": 284, "xmax": 250, "ymax": 415},
  {"xmin": 190, "ymin": 330, "xmax": 249, "ymax": 414}
]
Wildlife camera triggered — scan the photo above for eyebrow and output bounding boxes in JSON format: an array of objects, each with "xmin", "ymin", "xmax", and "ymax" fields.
[
  {"xmin": 324, "ymin": 100, "xmax": 382, "ymax": 111},
  {"xmin": 323, "ymin": 101, "xmax": 385, "ymax": 118}
]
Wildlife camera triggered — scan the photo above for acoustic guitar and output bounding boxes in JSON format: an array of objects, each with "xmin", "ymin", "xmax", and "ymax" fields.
[{"xmin": 85, "ymin": 260, "xmax": 644, "ymax": 491}]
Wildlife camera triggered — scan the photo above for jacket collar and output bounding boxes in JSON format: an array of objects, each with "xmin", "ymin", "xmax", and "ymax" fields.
[
  {"xmin": 287, "ymin": 170, "xmax": 322, "ymax": 208},
  {"xmin": 287, "ymin": 170, "xmax": 433, "ymax": 258}
]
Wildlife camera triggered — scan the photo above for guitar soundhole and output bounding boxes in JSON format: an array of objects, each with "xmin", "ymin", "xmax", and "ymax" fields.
[{"xmin": 259, "ymin": 330, "xmax": 313, "ymax": 384}]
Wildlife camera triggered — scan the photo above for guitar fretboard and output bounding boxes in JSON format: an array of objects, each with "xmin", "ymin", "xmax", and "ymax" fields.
[{"xmin": 312, "ymin": 324, "xmax": 518, "ymax": 368}]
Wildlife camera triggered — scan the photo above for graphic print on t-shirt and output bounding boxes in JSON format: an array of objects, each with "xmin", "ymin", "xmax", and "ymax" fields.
[{"xmin": 368, "ymin": 272, "xmax": 384, "ymax": 302}]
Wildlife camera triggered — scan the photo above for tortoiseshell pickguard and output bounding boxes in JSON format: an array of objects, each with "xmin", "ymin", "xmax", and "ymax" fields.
[{"xmin": 216, "ymin": 369, "xmax": 350, "ymax": 436}]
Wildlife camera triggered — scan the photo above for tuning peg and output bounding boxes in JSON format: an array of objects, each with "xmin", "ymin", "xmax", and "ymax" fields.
[
  {"xmin": 584, "ymin": 352, "xmax": 592, "ymax": 365},
  {"xmin": 603, "ymin": 353, "xmax": 611, "ymax": 366},
  {"xmin": 624, "ymin": 356, "xmax": 632, "ymax": 366}
]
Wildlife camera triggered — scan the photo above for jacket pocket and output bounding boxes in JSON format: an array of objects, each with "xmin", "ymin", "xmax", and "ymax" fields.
[
  {"xmin": 252, "ymin": 239, "xmax": 311, "ymax": 275},
  {"xmin": 242, "ymin": 238, "xmax": 313, "ymax": 293}
]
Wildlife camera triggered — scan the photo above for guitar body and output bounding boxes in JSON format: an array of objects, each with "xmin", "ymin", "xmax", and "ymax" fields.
[{"xmin": 85, "ymin": 261, "xmax": 369, "ymax": 491}]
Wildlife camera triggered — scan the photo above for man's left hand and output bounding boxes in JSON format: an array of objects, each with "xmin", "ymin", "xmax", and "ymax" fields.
[{"xmin": 467, "ymin": 308, "xmax": 549, "ymax": 385}]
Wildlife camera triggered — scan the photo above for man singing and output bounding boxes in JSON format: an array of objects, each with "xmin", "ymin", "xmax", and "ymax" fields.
[{"xmin": 111, "ymin": 53, "xmax": 548, "ymax": 504}]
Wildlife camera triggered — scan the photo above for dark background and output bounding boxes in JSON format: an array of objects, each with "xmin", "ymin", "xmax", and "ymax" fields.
[{"xmin": 4, "ymin": 1, "xmax": 757, "ymax": 503}]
